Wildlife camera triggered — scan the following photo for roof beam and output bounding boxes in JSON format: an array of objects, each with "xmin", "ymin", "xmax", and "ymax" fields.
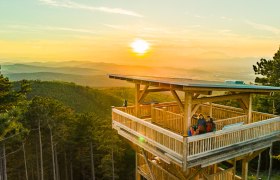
[
  {"xmin": 170, "ymin": 90, "xmax": 184, "ymax": 112},
  {"xmin": 144, "ymin": 88, "xmax": 170, "ymax": 93},
  {"xmin": 138, "ymin": 85, "xmax": 149, "ymax": 103},
  {"xmin": 192, "ymin": 93, "xmax": 250, "ymax": 105}
]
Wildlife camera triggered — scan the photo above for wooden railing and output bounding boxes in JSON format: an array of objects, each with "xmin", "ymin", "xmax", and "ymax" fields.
[
  {"xmin": 200, "ymin": 104, "xmax": 244, "ymax": 120},
  {"xmin": 187, "ymin": 117, "xmax": 280, "ymax": 157},
  {"xmin": 215, "ymin": 115, "xmax": 248, "ymax": 130},
  {"xmin": 151, "ymin": 107, "xmax": 184, "ymax": 134},
  {"xmin": 113, "ymin": 104, "xmax": 280, "ymax": 164},
  {"xmin": 116, "ymin": 104, "xmax": 152, "ymax": 117},
  {"xmin": 252, "ymin": 111, "xmax": 277, "ymax": 123},
  {"xmin": 112, "ymin": 108, "xmax": 183, "ymax": 157},
  {"xmin": 137, "ymin": 153, "xmax": 179, "ymax": 180},
  {"xmin": 188, "ymin": 117, "xmax": 280, "ymax": 156},
  {"xmin": 204, "ymin": 167, "xmax": 234, "ymax": 180}
]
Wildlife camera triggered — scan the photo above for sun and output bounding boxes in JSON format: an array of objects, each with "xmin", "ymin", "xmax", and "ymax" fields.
[{"xmin": 130, "ymin": 39, "xmax": 150, "ymax": 55}]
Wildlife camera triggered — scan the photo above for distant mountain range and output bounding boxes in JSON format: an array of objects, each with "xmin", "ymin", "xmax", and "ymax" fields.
[{"xmin": 1, "ymin": 61, "xmax": 257, "ymax": 87}]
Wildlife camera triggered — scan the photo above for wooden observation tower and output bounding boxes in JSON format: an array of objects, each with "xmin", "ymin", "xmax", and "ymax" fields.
[{"xmin": 110, "ymin": 74, "xmax": 280, "ymax": 180}]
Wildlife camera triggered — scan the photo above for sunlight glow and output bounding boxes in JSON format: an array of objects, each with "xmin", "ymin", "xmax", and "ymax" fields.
[{"xmin": 130, "ymin": 39, "xmax": 150, "ymax": 55}]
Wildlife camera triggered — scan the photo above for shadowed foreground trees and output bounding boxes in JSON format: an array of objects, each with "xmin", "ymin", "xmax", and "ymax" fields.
[{"xmin": 0, "ymin": 76, "xmax": 135, "ymax": 179}]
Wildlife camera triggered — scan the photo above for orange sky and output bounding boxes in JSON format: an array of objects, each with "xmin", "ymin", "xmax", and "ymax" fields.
[{"xmin": 1, "ymin": 0, "xmax": 280, "ymax": 69}]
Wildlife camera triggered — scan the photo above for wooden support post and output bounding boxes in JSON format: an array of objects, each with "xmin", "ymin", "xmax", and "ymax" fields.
[
  {"xmin": 213, "ymin": 164, "xmax": 217, "ymax": 173},
  {"xmin": 256, "ymin": 153, "xmax": 261, "ymax": 180},
  {"xmin": 184, "ymin": 92, "xmax": 193, "ymax": 136},
  {"xmin": 135, "ymin": 152, "xmax": 141, "ymax": 180},
  {"xmin": 248, "ymin": 93, "xmax": 252, "ymax": 124},
  {"xmin": 268, "ymin": 144, "xmax": 273, "ymax": 180},
  {"xmin": 183, "ymin": 92, "xmax": 192, "ymax": 172},
  {"xmin": 232, "ymin": 158, "xmax": 236, "ymax": 179},
  {"xmin": 135, "ymin": 84, "xmax": 140, "ymax": 117},
  {"xmin": 209, "ymin": 102, "xmax": 213, "ymax": 117},
  {"xmin": 242, "ymin": 158, "xmax": 248, "ymax": 180}
]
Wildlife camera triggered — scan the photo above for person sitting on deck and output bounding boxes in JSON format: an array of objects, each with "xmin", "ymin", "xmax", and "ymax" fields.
[
  {"xmin": 194, "ymin": 128, "xmax": 200, "ymax": 135},
  {"xmin": 206, "ymin": 116, "xmax": 216, "ymax": 132},
  {"xmin": 197, "ymin": 114, "xmax": 206, "ymax": 133},
  {"xmin": 209, "ymin": 117, "xmax": 216, "ymax": 131},
  {"xmin": 188, "ymin": 126, "xmax": 196, "ymax": 136}
]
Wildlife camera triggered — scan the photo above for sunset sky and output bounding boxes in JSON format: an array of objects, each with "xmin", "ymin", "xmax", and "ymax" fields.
[{"xmin": 0, "ymin": 0, "xmax": 280, "ymax": 69}]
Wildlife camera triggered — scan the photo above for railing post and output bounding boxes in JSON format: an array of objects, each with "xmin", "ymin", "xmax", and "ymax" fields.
[
  {"xmin": 151, "ymin": 103, "xmax": 155, "ymax": 123},
  {"xmin": 111, "ymin": 106, "xmax": 115, "ymax": 127},
  {"xmin": 163, "ymin": 107, "xmax": 167, "ymax": 128},
  {"xmin": 209, "ymin": 102, "xmax": 213, "ymax": 117},
  {"xmin": 135, "ymin": 84, "xmax": 140, "ymax": 117},
  {"xmin": 182, "ymin": 137, "xmax": 189, "ymax": 172},
  {"xmin": 248, "ymin": 93, "xmax": 252, "ymax": 124}
]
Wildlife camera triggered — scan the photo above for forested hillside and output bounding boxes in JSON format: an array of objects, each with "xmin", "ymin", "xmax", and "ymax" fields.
[{"xmin": 0, "ymin": 79, "xmax": 174, "ymax": 180}]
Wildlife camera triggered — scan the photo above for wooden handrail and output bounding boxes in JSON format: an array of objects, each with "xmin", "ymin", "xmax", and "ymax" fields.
[
  {"xmin": 112, "ymin": 108, "xmax": 184, "ymax": 157},
  {"xmin": 187, "ymin": 117, "xmax": 280, "ymax": 156},
  {"xmin": 189, "ymin": 117, "xmax": 280, "ymax": 141},
  {"xmin": 113, "ymin": 108, "xmax": 183, "ymax": 141},
  {"xmin": 215, "ymin": 115, "xmax": 248, "ymax": 130},
  {"xmin": 113, "ymin": 103, "xmax": 280, "ymax": 161}
]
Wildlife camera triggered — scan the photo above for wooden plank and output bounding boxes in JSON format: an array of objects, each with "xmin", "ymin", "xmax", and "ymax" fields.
[
  {"xmin": 144, "ymin": 88, "xmax": 170, "ymax": 93},
  {"xmin": 170, "ymin": 90, "xmax": 184, "ymax": 112},
  {"xmin": 138, "ymin": 85, "xmax": 149, "ymax": 103},
  {"xmin": 183, "ymin": 86, "xmax": 278, "ymax": 93},
  {"xmin": 192, "ymin": 93, "xmax": 250, "ymax": 105}
]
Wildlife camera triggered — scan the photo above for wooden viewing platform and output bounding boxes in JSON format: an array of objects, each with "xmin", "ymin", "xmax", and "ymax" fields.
[{"xmin": 109, "ymin": 74, "xmax": 280, "ymax": 180}]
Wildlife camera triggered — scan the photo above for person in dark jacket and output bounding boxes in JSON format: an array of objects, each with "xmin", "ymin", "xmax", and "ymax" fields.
[
  {"xmin": 197, "ymin": 114, "xmax": 206, "ymax": 133},
  {"xmin": 206, "ymin": 116, "xmax": 216, "ymax": 132}
]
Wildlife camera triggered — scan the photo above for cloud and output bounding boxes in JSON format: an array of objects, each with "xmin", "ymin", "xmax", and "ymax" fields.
[
  {"xmin": 43, "ymin": 26, "xmax": 97, "ymax": 34},
  {"xmin": 3, "ymin": 24, "xmax": 97, "ymax": 34},
  {"xmin": 220, "ymin": 16, "xmax": 232, "ymax": 21},
  {"xmin": 245, "ymin": 20, "xmax": 280, "ymax": 34},
  {"xmin": 39, "ymin": 0, "xmax": 143, "ymax": 17}
]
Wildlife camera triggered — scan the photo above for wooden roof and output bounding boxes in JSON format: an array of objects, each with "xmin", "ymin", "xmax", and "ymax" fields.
[{"xmin": 109, "ymin": 74, "xmax": 280, "ymax": 92}]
